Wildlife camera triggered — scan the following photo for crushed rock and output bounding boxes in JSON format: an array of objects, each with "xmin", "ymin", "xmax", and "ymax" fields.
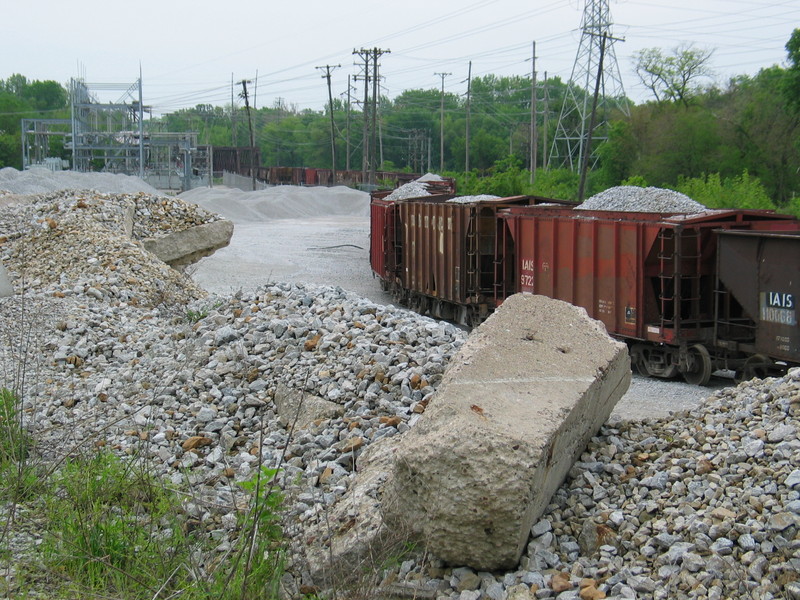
[
  {"xmin": 0, "ymin": 189, "xmax": 217, "ymax": 308},
  {"xmin": 0, "ymin": 174, "xmax": 796, "ymax": 600},
  {"xmin": 0, "ymin": 166, "xmax": 160, "ymax": 196},
  {"xmin": 446, "ymin": 194, "xmax": 500, "ymax": 204},
  {"xmin": 579, "ymin": 186, "xmax": 707, "ymax": 213},
  {"xmin": 385, "ymin": 180, "xmax": 432, "ymax": 202}
]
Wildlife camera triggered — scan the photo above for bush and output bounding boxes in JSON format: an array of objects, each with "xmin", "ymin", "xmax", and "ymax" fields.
[{"xmin": 675, "ymin": 171, "xmax": 776, "ymax": 211}]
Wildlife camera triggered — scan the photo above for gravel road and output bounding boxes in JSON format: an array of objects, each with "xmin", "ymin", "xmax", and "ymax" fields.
[{"xmin": 186, "ymin": 190, "xmax": 730, "ymax": 421}]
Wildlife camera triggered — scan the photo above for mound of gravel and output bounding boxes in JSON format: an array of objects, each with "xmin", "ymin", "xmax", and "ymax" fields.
[
  {"xmin": 179, "ymin": 185, "xmax": 369, "ymax": 223},
  {"xmin": 446, "ymin": 194, "xmax": 500, "ymax": 204},
  {"xmin": 385, "ymin": 180, "xmax": 432, "ymax": 202},
  {"xmin": 579, "ymin": 186, "xmax": 707, "ymax": 213},
  {"xmin": 0, "ymin": 190, "xmax": 219, "ymax": 308},
  {"xmin": 0, "ymin": 167, "xmax": 160, "ymax": 196}
]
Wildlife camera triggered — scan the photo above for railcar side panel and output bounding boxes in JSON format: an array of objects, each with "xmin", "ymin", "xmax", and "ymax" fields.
[{"xmin": 718, "ymin": 231, "xmax": 800, "ymax": 363}]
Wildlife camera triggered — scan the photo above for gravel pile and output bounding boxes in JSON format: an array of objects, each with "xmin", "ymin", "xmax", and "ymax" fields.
[
  {"xmin": 385, "ymin": 180, "xmax": 433, "ymax": 201},
  {"xmin": 0, "ymin": 190, "xmax": 220, "ymax": 308},
  {"xmin": 0, "ymin": 166, "xmax": 160, "ymax": 196},
  {"xmin": 364, "ymin": 370, "xmax": 800, "ymax": 600},
  {"xmin": 579, "ymin": 186, "xmax": 707, "ymax": 213},
  {"xmin": 179, "ymin": 185, "xmax": 369, "ymax": 224},
  {"xmin": 0, "ymin": 178, "xmax": 797, "ymax": 600},
  {"xmin": 446, "ymin": 194, "xmax": 500, "ymax": 204}
]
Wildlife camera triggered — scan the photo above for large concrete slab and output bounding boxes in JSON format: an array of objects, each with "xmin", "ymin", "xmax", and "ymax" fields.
[
  {"xmin": 142, "ymin": 219, "xmax": 233, "ymax": 267},
  {"xmin": 381, "ymin": 293, "xmax": 631, "ymax": 570}
]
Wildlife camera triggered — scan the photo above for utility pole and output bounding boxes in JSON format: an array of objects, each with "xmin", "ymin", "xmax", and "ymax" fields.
[
  {"xmin": 465, "ymin": 61, "xmax": 472, "ymax": 173},
  {"xmin": 344, "ymin": 74, "xmax": 353, "ymax": 171},
  {"xmin": 353, "ymin": 47, "xmax": 389, "ymax": 186},
  {"xmin": 370, "ymin": 47, "xmax": 389, "ymax": 185},
  {"xmin": 434, "ymin": 72, "xmax": 451, "ymax": 172},
  {"xmin": 138, "ymin": 66, "xmax": 144, "ymax": 179},
  {"xmin": 230, "ymin": 73, "xmax": 236, "ymax": 146},
  {"xmin": 530, "ymin": 41, "xmax": 537, "ymax": 185},
  {"xmin": 353, "ymin": 49, "xmax": 371, "ymax": 183},
  {"xmin": 238, "ymin": 79, "xmax": 256, "ymax": 191},
  {"xmin": 254, "ymin": 69, "xmax": 258, "ymax": 110},
  {"xmin": 317, "ymin": 64, "xmax": 341, "ymax": 184}
]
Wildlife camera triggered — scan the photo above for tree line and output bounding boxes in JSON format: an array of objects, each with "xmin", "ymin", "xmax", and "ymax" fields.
[{"xmin": 1, "ymin": 29, "xmax": 798, "ymax": 215}]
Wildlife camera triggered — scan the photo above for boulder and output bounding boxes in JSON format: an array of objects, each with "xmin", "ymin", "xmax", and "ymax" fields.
[
  {"xmin": 302, "ymin": 436, "xmax": 402, "ymax": 586},
  {"xmin": 381, "ymin": 293, "xmax": 630, "ymax": 570},
  {"xmin": 0, "ymin": 263, "xmax": 13, "ymax": 297},
  {"xmin": 273, "ymin": 383, "xmax": 345, "ymax": 431},
  {"xmin": 142, "ymin": 219, "xmax": 233, "ymax": 267}
]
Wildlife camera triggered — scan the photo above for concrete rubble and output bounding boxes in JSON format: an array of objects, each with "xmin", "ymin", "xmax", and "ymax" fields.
[
  {"xmin": 304, "ymin": 293, "xmax": 631, "ymax": 578},
  {"xmin": 383, "ymin": 294, "xmax": 631, "ymax": 570}
]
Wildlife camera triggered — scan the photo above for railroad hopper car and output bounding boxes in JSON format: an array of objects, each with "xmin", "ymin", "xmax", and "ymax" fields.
[
  {"xmin": 370, "ymin": 194, "xmax": 800, "ymax": 384},
  {"xmin": 501, "ymin": 205, "xmax": 800, "ymax": 384},
  {"xmin": 370, "ymin": 194, "xmax": 571, "ymax": 325},
  {"xmin": 714, "ymin": 229, "xmax": 799, "ymax": 380}
]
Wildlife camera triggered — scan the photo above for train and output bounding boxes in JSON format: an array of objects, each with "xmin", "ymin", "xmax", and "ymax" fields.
[{"xmin": 370, "ymin": 188, "xmax": 800, "ymax": 385}]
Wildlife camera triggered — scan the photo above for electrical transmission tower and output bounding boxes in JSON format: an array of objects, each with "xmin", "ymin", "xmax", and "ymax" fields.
[{"xmin": 549, "ymin": 0, "xmax": 628, "ymax": 186}]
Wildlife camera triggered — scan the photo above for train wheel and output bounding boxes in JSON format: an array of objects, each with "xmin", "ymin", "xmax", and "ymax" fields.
[
  {"xmin": 683, "ymin": 344, "xmax": 712, "ymax": 386},
  {"xmin": 630, "ymin": 344, "xmax": 650, "ymax": 376},
  {"xmin": 736, "ymin": 354, "xmax": 772, "ymax": 383}
]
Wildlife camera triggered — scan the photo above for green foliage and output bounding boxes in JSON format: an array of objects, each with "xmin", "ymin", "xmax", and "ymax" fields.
[
  {"xmin": 784, "ymin": 28, "xmax": 800, "ymax": 113},
  {"xmin": 674, "ymin": 171, "xmax": 776, "ymax": 211},
  {"xmin": 530, "ymin": 168, "xmax": 581, "ymax": 201},
  {"xmin": 203, "ymin": 465, "xmax": 284, "ymax": 600},
  {"xmin": 0, "ymin": 387, "xmax": 27, "ymax": 465},
  {"xmin": 42, "ymin": 451, "xmax": 193, "ymax": 597},
  {"xmin": 0, "ymin": 75, "xmax": 69, "ymax": 168},
  {"xmin": 0, "ymin": 387, "xmax": 42, "ymax": 503},
  {"xmin": 621, "ymin": 175, "xmax": 648, "ymax": 187},
  {"xmin": 633, "ymin": 44, "xmax": 714, "ymax": 106},
  {"xmin": 186, "ymin": 308, "xmax": 209, "ymax": 323}
]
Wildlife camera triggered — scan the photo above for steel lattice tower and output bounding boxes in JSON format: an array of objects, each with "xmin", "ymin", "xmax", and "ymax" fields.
[{"xmin": 549, "ymin": 0, "xmax": 628, "ymax": 172}]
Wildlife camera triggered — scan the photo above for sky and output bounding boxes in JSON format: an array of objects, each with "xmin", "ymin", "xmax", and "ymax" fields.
[{"xmin": 1, "ymin": 0, "xmax": 797, "ymax": 115}]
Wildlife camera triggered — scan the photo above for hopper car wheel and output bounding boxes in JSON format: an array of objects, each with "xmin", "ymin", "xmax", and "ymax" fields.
[
  {"xmin": 630, "ymin": 344, "xmax": 651, "ymax": 376},
  {"xmin": 683, "ymin": 344, "xmax": 712, "ymax": 386},
  {"xmin": 735, "ymin": 354, "xmax": 772, "ymax": 383}
]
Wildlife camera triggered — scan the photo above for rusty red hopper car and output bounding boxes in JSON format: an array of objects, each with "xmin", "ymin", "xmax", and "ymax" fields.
[{"xmin": 370, "ymin": 193, "xmax": 800, "ymax": 385}]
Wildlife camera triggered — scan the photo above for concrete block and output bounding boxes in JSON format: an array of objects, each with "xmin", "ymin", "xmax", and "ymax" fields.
[
  {"xmin": 381, "ymin": 293, "xmax": 630, "ymax": 570},
  {"xmin": 142, "ymin": 219, "xmax": 233, "ymax": 267},
  {"xmin": 273, "ymin": 383, "xmax": 345, "ymax": 431}
]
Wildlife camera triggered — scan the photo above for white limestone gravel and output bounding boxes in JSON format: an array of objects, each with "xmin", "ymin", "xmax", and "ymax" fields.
[
  {"xmin": 0, "ymin": 166, "xmax": 160, "ymax": 196},
  {"xmin": 579, "ymin": 186, "xmax": 707, "ymax": 213},
  {"xmin": 0, "ymin": 173, "xmax": 796, "ymax": 600}
]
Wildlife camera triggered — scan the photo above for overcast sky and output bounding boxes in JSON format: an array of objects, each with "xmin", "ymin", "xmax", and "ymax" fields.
[{"xmin": 2, "ymin": 0, "xmax": 796, "ymax": 115}]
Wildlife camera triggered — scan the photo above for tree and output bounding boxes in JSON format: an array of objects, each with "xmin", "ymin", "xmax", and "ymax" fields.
[
  {"xmin": 634, "ymin": 44, "xmax": 714, "ymax": 107},
  {"xmin": 784, "ymin": 28, "xmax": 800, "ymax": 113}
]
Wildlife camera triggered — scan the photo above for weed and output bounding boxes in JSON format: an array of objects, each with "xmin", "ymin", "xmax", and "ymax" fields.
[
  {"xmin": 185, "ymin": 299, "xmax": 223, "ymax": 323},
  {"xmin": 186, "ymin": 308, "xmax": 209, "ymax": 323},
  {"xmin": 0, "ymin": 387, "xmax": 29, "ymax": 465},
  {"xmin": 203, "ymin": 464, "xmax": 285, "ymax": 600},
  {"xmin": 41, "ymin": 451, "xmax": 194, "ymax": 598}
]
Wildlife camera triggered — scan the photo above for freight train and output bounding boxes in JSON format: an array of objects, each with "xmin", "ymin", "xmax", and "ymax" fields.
[{"xmin": 370, "ymin": 190, "xmax": 800, "ymax": 385}]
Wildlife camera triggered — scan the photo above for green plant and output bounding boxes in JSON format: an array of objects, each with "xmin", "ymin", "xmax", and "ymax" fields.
[
  {"xmin": 0, "ymin": 387, "xmax": 28, "ymax": 465},
  {"xmin": 41, "ymin": 451, "xmax": 193, "ymax": 598},
  {"xmin": 0, "ymin": 387, "xmax": 43, "ymax": 503},
  {"xmin": 205, "ymin": 465, "xmax": 285, "ymax": 600},
  {"xmin": 186, "ymin": 308, "xmax": 209, "ymax": 323}
]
